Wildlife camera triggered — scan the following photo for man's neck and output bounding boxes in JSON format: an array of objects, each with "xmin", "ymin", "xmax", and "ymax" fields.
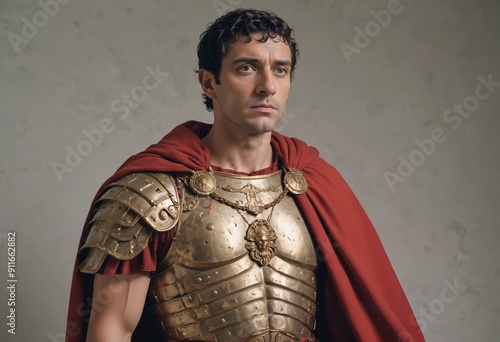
[{"xmin": 202, "ymin": 125, "xmax": 273, "ymax": 174}]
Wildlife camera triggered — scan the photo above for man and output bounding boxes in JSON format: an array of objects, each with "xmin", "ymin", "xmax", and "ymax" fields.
[{"xmin": 66, "ymin": 8, "xmax": 425, "ymax": 342}]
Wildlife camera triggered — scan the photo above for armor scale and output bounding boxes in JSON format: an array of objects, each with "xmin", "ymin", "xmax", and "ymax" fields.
[
  {"xmin": 79, "ymin": 172, "xmax": 180, "ymax": 273},
  {"xmin": 148, "ymin": 170, "xmax": 318, "ymax": 341}
]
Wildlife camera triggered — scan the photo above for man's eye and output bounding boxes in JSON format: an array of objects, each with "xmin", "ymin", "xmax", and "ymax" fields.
[
  {"xmin": 275, "ymin": 67, "xmax": 288, "ymax": 75},
  {"xmin": 239, "ymin": 65, "xmax": 253, "ymax": 72}
]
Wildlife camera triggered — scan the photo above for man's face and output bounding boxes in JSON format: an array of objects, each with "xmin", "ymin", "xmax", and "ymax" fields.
[{"xmin": 207, "ymin": 33, "xmax": 292, "ymax": 135}]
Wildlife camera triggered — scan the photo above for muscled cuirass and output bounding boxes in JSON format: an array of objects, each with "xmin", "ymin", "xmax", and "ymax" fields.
[{"xmin": 148, "ymin": 169, "xmax": 318, "ymax": 341}]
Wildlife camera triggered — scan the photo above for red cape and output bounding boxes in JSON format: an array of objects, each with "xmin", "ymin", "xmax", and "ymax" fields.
[{"xmin": 66, "ymin": 121, "xmax": 425, "ymax": 341}]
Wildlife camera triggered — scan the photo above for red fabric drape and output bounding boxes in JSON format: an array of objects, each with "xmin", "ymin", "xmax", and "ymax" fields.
[{"xmin": 66, "ymin": 121, "xmax": 424, "ymax": 342}]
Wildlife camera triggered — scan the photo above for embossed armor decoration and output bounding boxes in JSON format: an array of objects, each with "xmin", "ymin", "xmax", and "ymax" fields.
[
  {"xmin": 79, "ymin": 172, "xmax": 180, "ymax": 274},
  {"xmin": 148, "ymin": 169, "xmax": 318, "ymax": 341}
]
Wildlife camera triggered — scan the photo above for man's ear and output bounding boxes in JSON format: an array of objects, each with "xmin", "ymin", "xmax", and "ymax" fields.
[{"xmin": 198, "ymin": 69, "xmax": 217, "ymax": 100}]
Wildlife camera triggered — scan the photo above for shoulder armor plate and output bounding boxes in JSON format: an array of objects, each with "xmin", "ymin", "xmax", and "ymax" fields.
[{"xmin": 79, "ymin": 172, "xmax": 180, "ymax": 274}]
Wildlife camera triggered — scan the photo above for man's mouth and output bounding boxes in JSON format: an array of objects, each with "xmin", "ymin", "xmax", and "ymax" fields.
[{"xmin": 251, "ymin": 103, "xmax": 277, "ymax": 112}]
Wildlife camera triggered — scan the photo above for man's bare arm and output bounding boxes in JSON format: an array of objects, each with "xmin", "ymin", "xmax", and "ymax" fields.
[{"xmin": 85, "ymin": 272, "xmax": 151, "ymax": 342}]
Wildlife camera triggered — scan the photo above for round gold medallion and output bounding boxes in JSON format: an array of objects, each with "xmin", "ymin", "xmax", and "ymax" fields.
[
  {"xmin": 189, "ymin": 170, "xmax": 216, "ymax": 196},
  {"xmin": 284, "ymin": 168, "xmax": 308, "ymax": 194}
]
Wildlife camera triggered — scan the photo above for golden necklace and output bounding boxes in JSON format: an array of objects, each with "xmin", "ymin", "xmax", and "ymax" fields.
[{"xmin": 186, "ymin": 167, "xmax": 308, "ymax": 266}]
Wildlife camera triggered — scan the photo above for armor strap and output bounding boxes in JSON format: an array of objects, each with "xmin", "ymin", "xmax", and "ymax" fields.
[{"xmin": 79, "ymin": 172, "xmax": 180, "ymax": 274}]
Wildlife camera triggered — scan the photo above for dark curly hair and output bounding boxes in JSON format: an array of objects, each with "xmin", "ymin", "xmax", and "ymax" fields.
[{"xmin": 196, "ymin": 8, "xmax": 299, "ymax": 111}]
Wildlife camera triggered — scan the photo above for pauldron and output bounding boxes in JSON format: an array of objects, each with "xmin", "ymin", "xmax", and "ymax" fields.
[{"xmin": 79, "ymin": 172, "xmax": 180, "ymax": 274}]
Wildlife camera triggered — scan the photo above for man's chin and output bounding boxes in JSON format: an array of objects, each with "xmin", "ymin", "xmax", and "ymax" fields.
[
  {"xmin": 247, "ymin": 123, "xmax": 279, "ymax": 135},
  {"xmin": 245, "ymin": 117, "xmax": 282, "ymax": 133}
]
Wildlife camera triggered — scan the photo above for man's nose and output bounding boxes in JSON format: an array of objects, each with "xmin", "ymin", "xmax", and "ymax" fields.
[{"xmin": 256, "ymin": 70, "xmax": 276, "ymax": 95}]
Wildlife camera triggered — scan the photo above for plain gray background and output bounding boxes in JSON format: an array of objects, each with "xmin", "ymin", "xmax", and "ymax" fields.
[{"xmin": 1, "ymin": 0, "xmax": 499, "ymax": 341}]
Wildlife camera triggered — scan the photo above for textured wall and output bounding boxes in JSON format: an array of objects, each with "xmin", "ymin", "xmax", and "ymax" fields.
[{"xmin": 1, "ymin": 0, "xmax": 499, "ymax": 341}]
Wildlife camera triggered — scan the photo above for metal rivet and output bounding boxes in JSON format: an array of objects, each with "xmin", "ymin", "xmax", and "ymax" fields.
[
  {"xmin": 159, "ymin": 209, "xmax": 168, "ymax": 220},
  {"xmin": 205, "ymin": 223, "xmax": 215, "ymax": 231}
]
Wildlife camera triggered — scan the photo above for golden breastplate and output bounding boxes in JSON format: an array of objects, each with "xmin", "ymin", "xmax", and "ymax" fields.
[{"xmin": 148, "ymin": 170, "xmax": 318, "ymax": 341}]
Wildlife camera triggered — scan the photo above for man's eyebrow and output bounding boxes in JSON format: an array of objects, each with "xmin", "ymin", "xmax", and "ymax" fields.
[
  {"xmin": 230, "ymin": 57, "xmax": 292, "ymax": 66},
  {"xmin": 274, "ymin": 59, "xmax": 292, "ymax": 66},
  {"xmin": 231, "ymin": 57, "xmax": 261, "ymax": 65}
]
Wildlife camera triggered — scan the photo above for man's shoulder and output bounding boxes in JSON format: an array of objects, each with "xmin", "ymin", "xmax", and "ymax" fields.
[
  {"xmin": 79, "ymin": 172, "xmax": 182, "ymax": 274},
  {"xmin": 98, "ymin": 172, "xmax": 181, "ymax": 231}
]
